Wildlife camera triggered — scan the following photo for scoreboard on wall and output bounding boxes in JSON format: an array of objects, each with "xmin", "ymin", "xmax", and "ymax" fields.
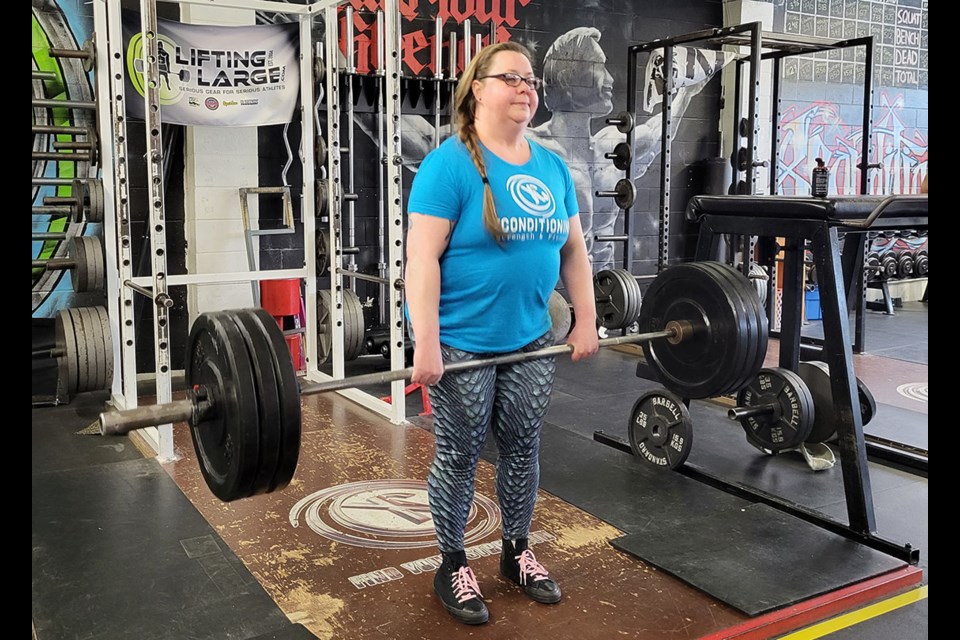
[{"xmin": 774, "ymin": 0, "xmax": 928, "ymax": 90}]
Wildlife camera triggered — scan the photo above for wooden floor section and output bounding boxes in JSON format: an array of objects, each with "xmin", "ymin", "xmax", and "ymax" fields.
[
  {"xmin": 164, "ymin": 391, "xmax": 751, "ymax": 639},
  {"xmin": 160, "ymin": 385, "xmax": 916, "ymax": 640}
]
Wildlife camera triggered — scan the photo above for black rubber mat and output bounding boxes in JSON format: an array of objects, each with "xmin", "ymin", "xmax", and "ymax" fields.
[
  {"xmin": 865, "ymin": 402, "xmax": 928, "ymax": 452},
  {"xmin": 610, "ymin": 502, "xmax": 907, "ymax": 616},
  {"xmin": 32, "ymin": 317, "xmax": 61, "ymax": 404},
  {"xmin": 32, "ymin": 391, "xmax": 143, "ymax": 474},
  {"xmin": 32, "ymin": 396, "xmax": 304, "ymax": 640},
  {"xmin": 483, "ymin": 422, "xmax": 752, "ymax": 535},
  {"xmin": 491, "ymin": 422, "xmax": 913, "ymax": 617},
  {"xmin": 248, "ymin": 624, "xmax": 319, "ymax": 640}
]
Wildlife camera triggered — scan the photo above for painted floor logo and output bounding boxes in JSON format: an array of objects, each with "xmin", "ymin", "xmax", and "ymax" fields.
[
  {"xmin": 896, "ymin": 382, "xmax": 927, "ymax": 403},
  {"xmin": 289, "ymin": 479, "xmax": 501, "ymax": 549}
]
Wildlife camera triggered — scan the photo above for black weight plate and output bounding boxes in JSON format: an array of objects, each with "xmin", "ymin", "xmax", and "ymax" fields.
[
  {"xmin": 627, "ymin": 389, "xmax": 693, "ymax": 469},
  {"xmin": 612, "ymin": 142, "xmax": 631, "ymax": 170},
  {"xmin": 737, "ymin": 367, "xmax": 814, "ymax": 452},
  {"xmin": 796, "ymin": 361, "xmax": 836, "ymax": 443},
  {"xmin": 797, "ymin": 361, "xmax": 877, "ymax": 443},
  {"xmin": 698, "ymin": 262, "xmax": 756, "ymax": 395},
  {"xmin": 230, "ymin": 310, "xmax": 283, "ymax": 497},
  {"xmin": 595, "ymin": 269, "xmax": 632, "ymax": 330},
  {"xmin": 248, "ymin": 307, "xmax": 301, "ymax": 493},
  {"xmin": 639, "ymin": 262, "xmax": 751, "ymax": 399},
  {"xmin": 614, "ymin": 178, "xmax": 636, "ymax": 209},
  {"xmin": 713, "ymin": 261, "xmax": 769, "ymax": 392},
  {"xmin": 186, "ymin": 312, "xmax": 261, "ymax": 502}
]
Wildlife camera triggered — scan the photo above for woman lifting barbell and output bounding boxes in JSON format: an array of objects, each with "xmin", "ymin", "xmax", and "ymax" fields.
[{"xmin": 404, "ymin": 41, "xmax": 599, "ymax": 625}]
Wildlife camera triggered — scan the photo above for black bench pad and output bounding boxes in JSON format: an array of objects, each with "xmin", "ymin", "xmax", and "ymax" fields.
[{"xmin": 686, "ymin": 194, "xmax": 927, "ymax": 227}]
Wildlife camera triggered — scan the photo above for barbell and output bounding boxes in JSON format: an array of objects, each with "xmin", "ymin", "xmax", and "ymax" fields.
[
  {"xmin": 31, "ymin": 235, "xmax": 106, "ymax": 292},
  {"xmin": 98, "ymin": 261, "xmax": 767, "ymax": 503},
  {"xmin": 32, "ymin": 179, "xmax": 105, "ymax": 224}
]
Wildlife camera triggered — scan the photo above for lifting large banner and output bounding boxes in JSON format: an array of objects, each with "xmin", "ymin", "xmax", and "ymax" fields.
[{"xmin": 121, "ymin": 10, "xmax": 300, "ymax": 127}]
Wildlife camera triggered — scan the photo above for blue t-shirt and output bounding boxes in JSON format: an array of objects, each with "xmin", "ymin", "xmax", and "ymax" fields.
[{"xmin": 406, "ymin": 135, "xmax": 579, "ymax": 353}]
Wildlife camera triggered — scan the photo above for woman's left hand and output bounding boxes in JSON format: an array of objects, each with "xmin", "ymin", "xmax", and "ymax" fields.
[{"xmin": 566, "ymin": 322, "xmax": 599, "ymax": 362}]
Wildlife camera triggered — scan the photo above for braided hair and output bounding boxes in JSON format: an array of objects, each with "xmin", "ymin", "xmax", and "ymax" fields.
[{"xmin": 453, "ymin": 41, "xmax": 535, "ymax": 242}]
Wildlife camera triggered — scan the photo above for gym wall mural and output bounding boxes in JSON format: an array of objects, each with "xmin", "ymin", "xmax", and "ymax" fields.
[
  {"xmin": 777, "ymin": 91, "xmax": 928, "ymax": 196},
  {"xmin": 772, "ymin": 0, "xmax": 928, "ymax": 196},
  {"xmin": 252, "ymin": 1, "xmax": 729, "ymax": 280},
  {"xmin": 32, "ymin": 0, "xmax": 928, "ymax": 323},
  {"xmin": 32, "ymin": 0, "xmax": 99, "ymax": 317}
]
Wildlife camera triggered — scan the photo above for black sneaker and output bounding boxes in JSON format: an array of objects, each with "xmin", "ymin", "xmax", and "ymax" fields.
[
  {"xmin": 434, "ymin": 557, "xmax": 489, "ymax": 625},
  {"xmin": 500, "ymin": 540, "xmax": 562, "ymax": 604}
]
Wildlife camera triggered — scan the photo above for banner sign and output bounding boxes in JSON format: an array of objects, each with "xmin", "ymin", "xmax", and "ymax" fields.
[{"xmin": 122, "ymin": 10, "xmax": 300, "ymax": 126}]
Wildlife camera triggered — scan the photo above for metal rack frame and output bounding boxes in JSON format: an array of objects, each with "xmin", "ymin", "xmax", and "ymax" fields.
[{"xmin": 97, "ymin": 0, "xmax": 410, "ymax": 461}]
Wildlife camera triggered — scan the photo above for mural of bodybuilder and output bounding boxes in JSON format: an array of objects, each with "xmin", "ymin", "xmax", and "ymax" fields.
[{"xmin": 384, "ymin": 27, "xmax": 724, "ymax": 273}]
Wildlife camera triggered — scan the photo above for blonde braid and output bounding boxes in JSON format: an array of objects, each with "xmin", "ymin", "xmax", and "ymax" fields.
[
  {"xmin": 453, "ymin": 41, "xmax": 533, "ymax": 243},
  {"xmin": 460, "ymin": 122, "xmax": 504, "ymax": 242}
]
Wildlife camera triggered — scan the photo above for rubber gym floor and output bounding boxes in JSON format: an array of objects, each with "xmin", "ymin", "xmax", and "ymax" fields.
[{"xmin": 32, "ymin": 301, "xmax": 928, "ymax": 640}]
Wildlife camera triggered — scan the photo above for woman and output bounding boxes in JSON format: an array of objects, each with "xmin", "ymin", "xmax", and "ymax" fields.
[{"xmin": 404, "ymin": 41, "xmax": 599, "ymax": 625}]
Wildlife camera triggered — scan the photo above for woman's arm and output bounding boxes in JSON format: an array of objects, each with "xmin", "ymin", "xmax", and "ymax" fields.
[
  {"xmin": 559, "ymin": 215, "xmax": 599, "ymax": 361},
  {"xmin": 405, "ymin": 213, "xmax": 455, "ymax": 384}
]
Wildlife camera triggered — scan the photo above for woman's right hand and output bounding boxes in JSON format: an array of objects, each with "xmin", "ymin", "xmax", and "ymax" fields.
[{"xmin": 411, "ymin": 341, "xmax": 445, "ymax": 386}]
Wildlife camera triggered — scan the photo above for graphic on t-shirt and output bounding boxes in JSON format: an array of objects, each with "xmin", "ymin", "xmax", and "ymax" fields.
[{"xmin": 507, "ymin": 174, "xmax": 556, "ymax": 218}]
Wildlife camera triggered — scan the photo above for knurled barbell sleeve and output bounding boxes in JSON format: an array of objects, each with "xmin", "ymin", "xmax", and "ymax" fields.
[{"xmin": 100, "ymin": 399, "xmax": 196, "ymax": 436}]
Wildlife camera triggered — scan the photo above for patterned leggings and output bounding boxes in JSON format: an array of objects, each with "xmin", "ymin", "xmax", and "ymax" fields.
[{"xmin": 425, "ymin": 332, "xmax": 556, "ymax": 553}]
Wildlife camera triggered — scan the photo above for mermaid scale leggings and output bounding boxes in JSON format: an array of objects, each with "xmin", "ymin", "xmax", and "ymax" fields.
[{"xmin": 425, "ymin": 332, "xmax": 556, "ymax": 553}]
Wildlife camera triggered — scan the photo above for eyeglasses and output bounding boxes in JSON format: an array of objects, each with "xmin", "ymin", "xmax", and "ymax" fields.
[{"xmin": 477, "ymin": 72, "xmax": 543, "ymax": 91}]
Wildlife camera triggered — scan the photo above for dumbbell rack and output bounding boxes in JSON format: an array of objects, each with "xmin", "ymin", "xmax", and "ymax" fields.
[{"xmin": 863, "ymin": 231, "xmax": 928, "ymax": 315}]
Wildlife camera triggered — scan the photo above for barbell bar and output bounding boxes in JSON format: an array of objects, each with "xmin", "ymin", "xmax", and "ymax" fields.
[
  {"xmin": 100, "ymin": 324, "xmax": 685, "ymax": 438},
  {"xmin": 97, "ymin": 261, "xmax": 767, "ymax": 502},
  {"xmin": 595, "ymin": 179, "xmax": 637, "ymax": 210},
  {"xmin": 606, "ymin": 110, "xmax": 635, "ymax": 134},
  {"xmin": 49, "ymin": 39, "xmax": 96, "ymax": 73},
  {"xmin": 31, "ymin": 236, "xmax": 105, "ymax": 292},
  {"xmin": 33, "ymin": 178, "xmax": 105, "ymax": 224}
]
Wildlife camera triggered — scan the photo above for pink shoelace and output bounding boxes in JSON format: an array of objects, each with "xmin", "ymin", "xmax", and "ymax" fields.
[
  {"xmin": 451, "ymin": 566, "xmax": 484, "ymax": 603},
  {"xmin": 516, "ymin": 549, "xmax": 550, "ymax": 585}
]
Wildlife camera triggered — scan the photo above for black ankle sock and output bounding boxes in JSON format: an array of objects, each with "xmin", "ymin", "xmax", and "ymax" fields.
[
  {"xmin": 441, "ymin": 550, "xmax": 468, "ymax": 571},
  {"xmin": 502, "ymin": 537, "xmax": 529, "ymax": 556}
]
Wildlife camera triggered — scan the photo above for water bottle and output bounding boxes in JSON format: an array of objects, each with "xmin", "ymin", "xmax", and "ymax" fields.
[{"xmin": 812, "ymin": 157, "xmax": 829, "ymax": 198}]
